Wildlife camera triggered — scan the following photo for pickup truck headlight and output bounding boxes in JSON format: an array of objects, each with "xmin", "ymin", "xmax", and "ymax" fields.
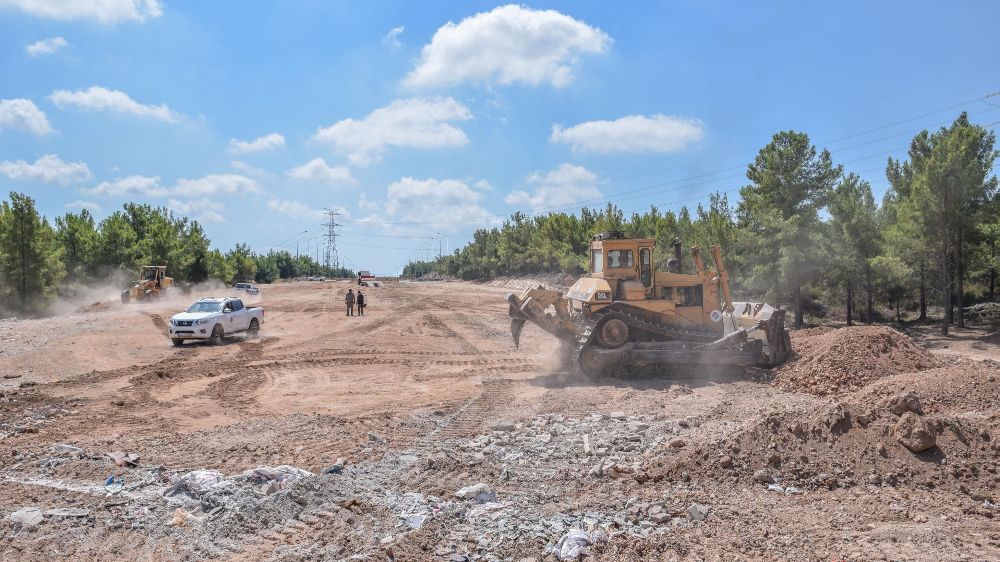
[{"xmin": 195, "ymin": 318, "xmax": 210, "ymax": 325}]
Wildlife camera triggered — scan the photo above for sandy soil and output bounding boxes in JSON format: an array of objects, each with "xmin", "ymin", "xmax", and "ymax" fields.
[{"xmin": 0, "ymin": 280, "xmax": 997, "ymax": 561}]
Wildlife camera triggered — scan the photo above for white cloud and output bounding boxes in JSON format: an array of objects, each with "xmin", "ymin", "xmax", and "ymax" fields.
[
  {"xmin": 404, "ymin": 5, "xmax": 611, "ymax": 89},
  {"xmin": 0, "ymin": 154, "xmax": 91, "ymax": 185},
  {"xmin": 312, "ymin": 97, "xmax": 472, "ymax": 166},
  {"xmin": 167, "ymin": 198, "xmax": 225, "ymax": 223},
  {"xmin": 66, "ymin": 200, "xmax": 101, "ymax": 212},
  {"xmin": 0, "ymin": 0, "xmax": 162, "ymax": 23},
  {"xmin": 87, "ymin": 175, "xmax": 167, "ymax": 197},
  {"xmin": 173, "ymin": 174, "xmax": 261, "ymax": 197},
  {"xmin": 49, "ymin": 86, "xmax": 180, "ymax": 123},
  {"xmin": 550, "ymin": 114, "xmax": 706, "ymax": 154},
  {"xmin": 25, "ymin": 36, "xmax": 68, "ymax": 57},
  {"xmin": 362, "ymin": 176, "xmax": 496, "ymax": 233},
  {"xmin": 0, "ymin": 98, "xmax": 56, "ymax": 135},
  {"xmin": 87, "ymin": 173, "xmax": 260, "ymax": 198},
  {"xmin": 383, "ymin": 25, "xmax": 405, "ymax": 50},
  {"xmin": 505, "ymin": 163, "xmax": 603, "ymax": 212},
  {"xmin": 285, "ymin": 158, "xmax": 356, "ymax": 187},
  {"xmin": 230, "ymin": 160, "xmax": 271, "ymax": 178},
  {"xmin": 266, "ymin": 199, "xmax": 325, "ymax": 221},
  {"xmin": 227, "ymin": 132, "xmax": 285, "ymax": 154}
]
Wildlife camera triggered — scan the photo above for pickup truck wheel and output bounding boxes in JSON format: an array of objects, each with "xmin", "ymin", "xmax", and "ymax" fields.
[
  {"xmin": 210, "ymin": 324, "xmax": 225, "ymax": 345},
  {"xmin": 247, "ymin": 318, "xmax": 260, "ymax": 339},
  {"xmin": 171, "ymin": 338, "xmax": 184, "ymax": 347}
]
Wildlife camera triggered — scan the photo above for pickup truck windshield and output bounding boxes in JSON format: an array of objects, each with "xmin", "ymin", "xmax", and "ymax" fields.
[{"xmin": 186, "ymin": 302, "xmax": 223, "ymax": 313}]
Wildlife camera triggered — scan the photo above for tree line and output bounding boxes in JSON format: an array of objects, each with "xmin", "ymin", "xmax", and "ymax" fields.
[
  {"xmin": 0, "ymin": 198, "xmax": 351, "ymax": 316},
  {"xmin": 405, "ymin": 114, "xmax": 998, "ymax": 334}
]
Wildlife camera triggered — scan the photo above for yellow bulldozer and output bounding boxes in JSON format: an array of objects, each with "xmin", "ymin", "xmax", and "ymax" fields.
[
  {"xmin": 507, "ymin": 231, "xmax": 792, "ymax": 377},
  {"xmin": 121, "ymin": 265, "xmax": 173, "ymax": 304}
]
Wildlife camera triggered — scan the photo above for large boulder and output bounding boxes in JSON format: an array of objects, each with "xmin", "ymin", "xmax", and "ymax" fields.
[
  {"xmin": 893, "ymin": 412, "xmax": 936, "ymax": 452},
  {"xmin": 880, "ymin": 391, "xmax": 923, "ymax": 416}
]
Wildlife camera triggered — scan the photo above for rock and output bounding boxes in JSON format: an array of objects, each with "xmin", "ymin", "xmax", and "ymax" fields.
[
  {"xmin": 606, "ymin": 463, "xmax": 634, "ymax": 479},
  {"xmin": 609, "ymin": 411, "xmax": 626, "ymax": 420},
  {"xmin": 325, "ymin": 458, "xmax": 346, "ymax": 474},
  {"xmin": 52, "ymin": 444, "xmax": 84, "ymax": 456},
  {"xmin": 894, "ymin": 412, "xmax": 936, "ymax": 453},
  {"xmin": 108, "ymin": 451, "xmax": 140, "ymax": 467},
  {"xmin": 492, "ymin": 422, "xmax": 515, "ymax": 432},
  {"xmin": 719, "ymin": 455, "xmax": 733, "ymax": 468},
  {"xmin": 43, "ymin": 508, "xmax": 90, "ymax": 517},
  {"xmin": 686, "ymin": 503, "xmax": 710, "ymax": 522},
  {"xmin": 651, "ymin": 512, "xmax": 670, "ymax": 524},
  {"xmin": 405, "ymin": 514, "xmax": 427, "ymax": 529},
  {"xmin": 9, "ymin": 507, "xmax": 44, "ymax": 527},
  {"xmin": 668, "ymin": 437, "xmax": 687, "ymax": 448},
  {"xmin": 881, "ymin": 391, "xmax": 923, "ymax": 416},
  {"xmin": 753, "ymin": 469, "xmax": 776, "ymax": 484},
  {"xmin": 582, "ymin": 434, "xmax": 591, "ymax": 455},
  {"xmin": 455, "ymin": 483, "xmax": 496, "ymax": 503}
]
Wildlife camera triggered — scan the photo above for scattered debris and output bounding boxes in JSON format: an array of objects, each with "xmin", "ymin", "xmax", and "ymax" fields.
[
  {"xmin": 166, "ymin": 507, "xmax": 202, "ymax": 527},
  {"xmin": 9, "ymin": 507, "xmax": 44, "ymax": 528},
  {"xmin": 455, "ymin": 483, "xmax": 496, "ymax": 503},
  {"xmin": 548, "ymin": 529, "xmax": 608, "ymax": 561},
  {"xmin": 43, "ymin": 507, "xmax": 91, "ymax": 517}
]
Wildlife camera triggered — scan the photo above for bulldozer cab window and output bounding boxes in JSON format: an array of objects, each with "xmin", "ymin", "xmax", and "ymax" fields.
[
  {"xmin": 591, "ymin": 250, "xmax": 603, "ymax": 273},
  {"xmin": 676, "ymin": 286, "xmax": 703, "ymax": 307},
  {"xmin": 640, "ymin": 248, "xmax": 651, "ymax": 287},
  {"xmin": 142, "ymin": 268, "xmax": 157, "ymax": 280},
  {"xmin": 607, "ymin": 249, "xmax": 633, "ymax": 269}
]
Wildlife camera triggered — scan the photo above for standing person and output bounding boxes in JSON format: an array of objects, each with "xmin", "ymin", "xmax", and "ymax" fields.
[
  {"xmin": 345, "ymin": 289, "xmax": 355, "ymax": 316},
  {"xmin": 356, "ymin": 290, "xmax": 366, "ymax": 316}
]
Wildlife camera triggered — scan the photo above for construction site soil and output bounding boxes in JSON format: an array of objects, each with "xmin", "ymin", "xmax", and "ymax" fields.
[{"xmin": 0, "ymin": 280, "xmax": 997, "ymax": 561}]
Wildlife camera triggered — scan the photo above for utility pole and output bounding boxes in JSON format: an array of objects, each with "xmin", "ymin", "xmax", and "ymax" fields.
[{"xmin": 322, "ymin": 208, "xmax": 341, "ymax": 271}]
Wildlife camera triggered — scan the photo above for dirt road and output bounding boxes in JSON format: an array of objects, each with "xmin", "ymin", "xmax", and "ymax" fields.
[{"xmin": 1, "ymin": 280, "xmax": 997, "ymax": 561}]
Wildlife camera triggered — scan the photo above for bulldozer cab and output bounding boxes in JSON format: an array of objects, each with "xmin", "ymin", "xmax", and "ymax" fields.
[
  {"xmin": 577, "ymin": 232, "xmax": 734, "ymax": 331},
  {"xmin": 140, "ymin": 266, "xmax": 167, "ymax": 287}
]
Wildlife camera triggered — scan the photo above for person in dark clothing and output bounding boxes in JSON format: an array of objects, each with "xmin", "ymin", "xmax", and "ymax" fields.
[
  {"xmin": 356, "ymin": 291, "xmax": 366, "ymax": 316},
  {"xmin": 345, "ymin": 289, "xmax": 355, "ymax": 316}
]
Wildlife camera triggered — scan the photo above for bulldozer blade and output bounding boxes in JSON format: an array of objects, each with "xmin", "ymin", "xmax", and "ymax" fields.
[{"xmin": 511, "ymin": 318, "xmax": 526, "ymax": 349}]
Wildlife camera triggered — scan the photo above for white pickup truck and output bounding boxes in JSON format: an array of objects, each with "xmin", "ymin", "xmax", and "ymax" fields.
[{"xmin": 168, "ymin": 297, "xmax": 263, "ymax": 346}]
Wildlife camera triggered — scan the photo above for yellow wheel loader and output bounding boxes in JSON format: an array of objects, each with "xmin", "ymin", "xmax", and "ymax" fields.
[
  {"xmin": 121, "ymin": 265, "xmax": 174, "ymax": 304},
  {"xmin": 507, "ymin": 232, "xmax": 792, "ymax": 377}
]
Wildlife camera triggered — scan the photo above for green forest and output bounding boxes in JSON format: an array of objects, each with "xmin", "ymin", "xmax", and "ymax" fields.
[
  {"xmin": 0, "ymin": 198, "xmax": 351, "ymax": 316},
  {"xmin": 404, "ymin": 114, "xmax": 999, "ymax": 334}
]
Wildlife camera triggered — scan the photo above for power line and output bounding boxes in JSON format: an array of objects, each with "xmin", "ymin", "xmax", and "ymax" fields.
[{"xmin": 334, "ymin": 96, "xmax": 1000, "ymax": 228}]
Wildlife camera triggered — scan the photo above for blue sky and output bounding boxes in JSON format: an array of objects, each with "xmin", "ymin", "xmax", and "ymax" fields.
[{"xmin": 1, "ymin": 1, "xmax": 998, "ymax": 274}]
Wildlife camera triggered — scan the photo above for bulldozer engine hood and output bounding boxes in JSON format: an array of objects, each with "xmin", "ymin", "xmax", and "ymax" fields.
[{"xmin": 567, "ymin": 277, "xmax": 614, "ymax": 304}]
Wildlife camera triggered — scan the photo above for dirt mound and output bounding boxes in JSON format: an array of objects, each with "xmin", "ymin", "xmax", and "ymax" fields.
[
  {"xmin": 76, "ymin": 301, "xmax": 112, "ymax": 313},
  {"xmin": 773, "ymin": 326, "xmax": 939, "ymax": 396}
]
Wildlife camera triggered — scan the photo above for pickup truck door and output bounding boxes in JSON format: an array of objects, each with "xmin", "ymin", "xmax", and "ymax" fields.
[
  {"xmin": 221, "ymin": 302, "xmax": 236, "ymax": 334},
  {"xmin": 231, "ymin": 299, "xmax": 251, "ymax": 331}
]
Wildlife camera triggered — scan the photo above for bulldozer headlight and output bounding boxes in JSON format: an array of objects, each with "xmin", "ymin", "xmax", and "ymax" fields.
[{"xmin": 596, "ymin": 291, "xmax": 611, "ymax": 300}]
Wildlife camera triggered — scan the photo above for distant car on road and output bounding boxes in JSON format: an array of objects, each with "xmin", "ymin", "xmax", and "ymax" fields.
[
  {"xmin": 233, "ymin": 282, "xmax": 260, "ymax": 295},
  {"xmin": 169, "ymin": 297, "xmax": 263, "ymax": 346}
]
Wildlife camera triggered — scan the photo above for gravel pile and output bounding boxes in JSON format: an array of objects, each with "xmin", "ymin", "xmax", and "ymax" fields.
[{"xmin": 773, "ymin": 326, "xmax": 939, "ymax": 396}]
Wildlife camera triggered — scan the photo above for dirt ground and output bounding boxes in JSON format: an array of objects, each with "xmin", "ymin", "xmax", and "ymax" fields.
[{"xmin": 0, "ymin": 280, "xmax": 997, "ymax": 561}]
